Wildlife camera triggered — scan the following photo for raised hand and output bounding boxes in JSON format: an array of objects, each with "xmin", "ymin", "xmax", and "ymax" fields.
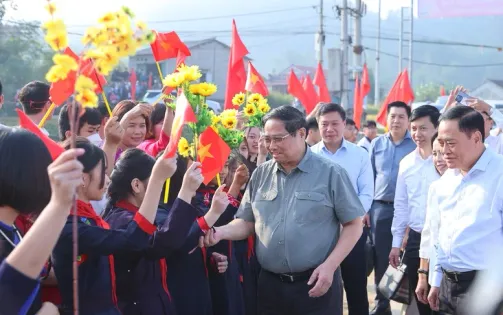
[
  {"xmin": 181, "ymin": 162, "xmax": 204, "ymax": 193},
  {"xmin": 210, "ymin": 185, "xmax": 230, "ymax": 216},
  {"xmin": 444, "ymin": 86, "xmax": 468, "ymax": 110},
  {"xmin": 104, "ymin": 116, "xmax": 124, "ymax": 145},
  {"xmin": 47, "ymin": 148, "xmax": 85, "ymax": 209},
  {"xmin": 232, "ymin": 164, "xmax": 249, "ymax": 188},
  {"xmin": 120, "ymin": 103, "xmax": 152, "ymax": 128},
  {"xmin": 151, "ymin": 155, "xmax": 177, "ymax": 183}
]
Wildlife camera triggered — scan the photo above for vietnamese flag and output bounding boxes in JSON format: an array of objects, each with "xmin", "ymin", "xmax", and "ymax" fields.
[
  {"xmin": 80, "ymin": 59, "xmax": 107, "ymax": 94},
  {"xmin": 150, "ymin": 31, "xmax": 191, "ymax": 62},
  {"xmin": 130, "ymin": 69, "xmax": 137, "ymax": 101},
  {"xmin": 245, "ymin": 61, "xmax": 268, "ymax": 96},
  {"xmin": 361, "ymin": 64, "xmax": 370, "ymax": 98},
  {"xmin": 224, "ymin": 20, "xmax": 249, "ymax": 110},
  {"xmin": 148, "ymin": 73, "xmax": 153, "ymax": 89},
  {"xmin": 198, "ymin": 127, "xmax": 231, "ymax": 185},
  {"xmin": 49, "ymin": 47, "xmax": 79, "ymax": 106},
  {"xmin": 375, "ymin": 70, "xmax": 414, "ymax": 127},
  {"xmin": 302, "ymin": 74, "xmax": 319, "ymax": 114},
  {"xmin": 313, "ymin": 62, "xmax": 331, "ymax": 103},
  {"xmin": 353, "ymin": 74, "xmax": 363, "ymax": 129},
  {"xmin": 16, "ymin": 109, "xmax": 64, "ymax": 160},
  {"xmin": 396, "ymin": 69, "xmax": 414, "ymax": 104},
  {"xmin": 164, "ymin": 92, "xmax": 197, "ymax": 158},
  {"xmin": 287, "ymin": 70, "xmax": 310, "ymax": 112}
]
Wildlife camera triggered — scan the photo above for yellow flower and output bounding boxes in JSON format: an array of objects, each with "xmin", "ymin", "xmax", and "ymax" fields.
[
  {"xmin": 249, "ymin": 93, "xmax": 264, "ymax": 104},
  {"xmin": 258, "ymin": 100, "xmax": 271, "ymax": 114},
  {"xmin": 232, "ymin": 93, "xmax": 245, "ymax": 106},
  {"xmin": 190, "ymin": 83, "xmax": 217, "ymax": 97},
  {"xmin": 178, "ymin": 137, "xmax": 191, "ymax": 157},
  {"xmin": 98, "ymin": 12, "xmax": 117, "ymax": 25},
  {"xmin": 43, "ymin": 19, "xmax": 68, "ymax": 51},
  {"xmin": 136, "ymin": 20, "xmax": 147, "ymax": 31},
  {"xmin": 220, "ymin": 109, "xmax": 238, "ymax": 118},
  {"xmin": 177, "ymin": 65, "xmax": 202, "ymax": 82},
  {"xmin": 42, "ymin": 19, "xmax": 66, "ymax": 33},
  {"xmin": 75, "ymin": 76, "xmax": 97, "ymax": 92},
  {"xmin": 82, "ymin": 27, "xmax": 104, "ymax": 45},
  {"xmin": 45, "ymin": 2, "xmax": 56, "ymax": 15},
  {"xmin": 76, "ymin": 89, "xmax": 99, "ymax": 108},
  {"xmin": 211, "ymin": 114, "xmax": 221, "ymax": 126},
  {"xmin": 53, "ymin": 54, "xmax": 78, "ymax": 71},
  {"xmin": 222, "ymin": 116, "xmax": 238, "ymax": 130},
  {"xmin": 244, "ymin": 103, "xmax": 257, "ymax": 117},
  {"xmin": 211, "ymin": 125, "xmax": 220, "ymax": 135},
  {"xmin": 163, "ymin": 73, "xmax": 185, "ymax": 88},
  {"xmin": 45, "ymin": 65, "xmax": 68, "ymax": 82}
]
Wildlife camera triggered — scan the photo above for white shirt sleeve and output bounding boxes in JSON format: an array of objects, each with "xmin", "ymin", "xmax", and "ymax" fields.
[
  {"xmin": 420, "ymin": 183, "xmax": 437, "ymax": 259},
  {"xmin": 391, "ymin": 161, "xmax": 409, "ymax": 248},
  {"xmin": 357, "ymin": 152, "xmax": 374, "ymax": 213}
]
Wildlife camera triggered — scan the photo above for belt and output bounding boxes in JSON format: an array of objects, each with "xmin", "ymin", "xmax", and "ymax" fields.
[
  {"xmin": 441, "ymin": 268, "xmax": 477, "ymax": 283},
  {"xmin": 375, "ymin": 200, "xmax": 394, "ymax": 205},
  {"xmin": 265, "ymin": 269, "xmax": 314, "ymax": 283}
]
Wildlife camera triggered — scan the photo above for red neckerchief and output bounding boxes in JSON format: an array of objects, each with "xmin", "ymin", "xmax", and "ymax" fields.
[
  {"xmin": 76, "ymin": 200, "xmax": 117, "ymax": 306},
  {"xmin": 115, "ymin": 200, "xmax": 172, "ymax": 301}
]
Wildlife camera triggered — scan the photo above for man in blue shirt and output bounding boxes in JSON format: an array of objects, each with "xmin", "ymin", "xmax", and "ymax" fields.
[
  {"xmin": 369, "ymin": 101, "xmax": 416, "ymax": 315},
  {"xmin": 311, "ymin": 103, "xmax": 374, "ymax": 315}
]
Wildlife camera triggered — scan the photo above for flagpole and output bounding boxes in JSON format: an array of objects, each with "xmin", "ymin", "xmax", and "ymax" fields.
[
  {"xmin": 156, "ymin": 62, "xmax": 164, "ymax": 81},
  {"xmin": 38, "ymin": 103, "xmax": 56, "ymax": 128},
  {"xmin": 101, "ymin": 92, "xmax": 113, "ymax": 116}
]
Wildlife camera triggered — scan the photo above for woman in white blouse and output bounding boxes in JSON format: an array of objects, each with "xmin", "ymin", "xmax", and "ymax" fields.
[{"xmin": 415, "ymin": 133, "xmax": 447, "ymax": 305}]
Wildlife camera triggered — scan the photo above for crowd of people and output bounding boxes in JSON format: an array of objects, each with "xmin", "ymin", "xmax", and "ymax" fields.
[{"xmin": 0, "ymin": 78, "xmax": 503, "ymax": 315}]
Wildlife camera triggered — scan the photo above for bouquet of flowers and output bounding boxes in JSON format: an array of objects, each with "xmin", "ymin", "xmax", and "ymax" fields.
[{"xmin": 231, "ymin": 92, "xmax": 271, "ymax": 128}]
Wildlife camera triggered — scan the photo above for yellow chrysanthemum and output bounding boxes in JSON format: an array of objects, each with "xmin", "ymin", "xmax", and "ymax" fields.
[
  {"xmin": 190, "ymin": 83, "xmax": 217, "ymax": 97},
  {"xmin": 76, "ymin": 89, "xmax": 99, "ymax": 108},
  {"xmin": 244, "ymin": 103, "xmax": 257, "ymax": 117},
  {"xmin": 258, "ymin": 100, "xmax": 271, "ymax": 114},
  {"xmin": 178, "ymin": 137, "xmax": 191, "ymax": 157},
  {"xmin": 45, "ymin": 2, "xmax": 56, "ymax": 15},
  {"xmin": 211, "ymin": 114, "xmax": 221, "ymax": 126},
  {"xmin": 249, "ymin": 93, "xmax": 264, "ymax": 104},
  {"xmin": 75, "ymin": 76, "xmax": 98, "ymax": 92},
  {"xmin": 232, "ymin": 93, "xmax": 245, "ymax": 106},
  {"xmin": 45, "ymin": 65, "xmax": 68, "ymax": 82},
  {"xmin": 98, "ymin": 12, "xmax": 117, "ymax": 25},
  {"xmin": 53, "ymin": 54, "xmax": 78, "ymax": 71},
  {"xmin": 43, "ymin": 19, "xmax": 68, "ymax": 51},
  {"xmin": 177, "ymin": 65, "xmax": 202, "ymax": 82},
  {"xmin": 222, "ymin": 116, "xmax": 238, "ymax": 130},
  {"xmin": 163, "ymin": 73, "xmax": 185, "ymax": 88}
]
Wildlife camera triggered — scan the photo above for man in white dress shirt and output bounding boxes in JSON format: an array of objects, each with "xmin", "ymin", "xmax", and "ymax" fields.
[
  {"xmin": 426, "ymin": 106, "xmax": 503, "ymax": 314},
  {"xmin": 357, "ymin": 120, "xmax": 377, "ymax": 151},
  {"xmin": 311, "ymin": 103, "xmax": 374, "ymax": 315},
  {"xmin": 389, "ymin": 105, "xmax": 441, "ymax": 315},
  {"xmin": 18, "ymin": 81, "xmax": 53, "ymax": 135}
]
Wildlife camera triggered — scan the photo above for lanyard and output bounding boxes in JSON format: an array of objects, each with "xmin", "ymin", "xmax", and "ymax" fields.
[{"xmin": 0, "ymin": 226, "xmax": 22, "ymax": 248}]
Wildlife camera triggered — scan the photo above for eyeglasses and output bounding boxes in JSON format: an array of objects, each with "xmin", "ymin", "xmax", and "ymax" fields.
[{"xmin": 260, "ymin": 133, "xmax": 291, "ymax": 145}]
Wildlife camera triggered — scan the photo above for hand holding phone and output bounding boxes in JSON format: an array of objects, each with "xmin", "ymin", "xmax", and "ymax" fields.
[{"xmin": 455, "ymin": 91, "xmax": 471, "ymax": 106}]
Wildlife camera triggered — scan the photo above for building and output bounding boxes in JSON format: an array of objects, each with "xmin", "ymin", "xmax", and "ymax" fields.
[
  {"xmin": 130, "ymin": 37, "xmax": 251, "ymax": 103},
  {"xmin": 471, "ymin": 79, "xmax": 503, "ymax": 100}
]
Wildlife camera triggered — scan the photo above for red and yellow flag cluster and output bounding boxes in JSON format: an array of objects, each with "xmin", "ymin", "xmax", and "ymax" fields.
[
  {"xmin": 287, "ymin": 63, "xmax": 331, "ymax": 115},
  {"xmin": 376, "ymin": 69, "xmax": 415, "ymax": 127}
]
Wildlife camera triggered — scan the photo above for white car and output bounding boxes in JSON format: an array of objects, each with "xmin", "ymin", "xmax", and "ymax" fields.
[{"xmin": 142, "ymin": 90, "xmax": 222, "ymax": 114}]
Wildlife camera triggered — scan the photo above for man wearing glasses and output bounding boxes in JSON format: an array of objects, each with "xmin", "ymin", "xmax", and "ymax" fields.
[{"xmin": 205, "ymin": 105, "xmax": 364, "ymax": 315}]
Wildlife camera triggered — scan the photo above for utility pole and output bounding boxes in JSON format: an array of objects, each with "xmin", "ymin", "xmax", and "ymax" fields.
[
  {"xmin": 317, "ymin": 0, "xmax": 325, "ymax": 66},
  {"xmin": 374, "ymin": 0, "xmax": 381, "ymax": 105},
  {"xmin": 353, "ymin": 0, "xmax": 363, "ymax": 76},
  {"xmin": 399, "ymin": 7, "xmax": 404, "ymax": 71},
  {"xmin": 409, "ymin": 0, "xmax": 414, "ymax": 86},
  {"xmin": 340, "ymin": 0, "xmax": 349, "ymax": 108}
]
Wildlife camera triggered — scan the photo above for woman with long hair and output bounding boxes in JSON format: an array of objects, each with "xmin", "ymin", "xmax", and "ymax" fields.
[{"xmin": 52, "ymin": 139, "xmax": 177, "ymax": 315}]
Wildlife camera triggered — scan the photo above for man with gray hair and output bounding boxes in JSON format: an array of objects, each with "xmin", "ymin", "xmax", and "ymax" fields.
[{"xmin": 205, "ymin": 105, "xmax": 364, "ymax": 315}]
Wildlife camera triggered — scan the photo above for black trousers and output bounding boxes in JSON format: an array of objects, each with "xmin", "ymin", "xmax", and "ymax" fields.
[
  {"xmin": 438, "ymin": 271, "xmax": 476, "ymax": 315},
  {"xmin": 257, "ymin": 268, "xmax": 343, "ymax": 315},
  {"xmin": 404, "ymin": 230, "xmax": 437, "ymax": 315},
  {"xmin": 341, "ymin": 228, "xmax": 369, "ymax": 315}
]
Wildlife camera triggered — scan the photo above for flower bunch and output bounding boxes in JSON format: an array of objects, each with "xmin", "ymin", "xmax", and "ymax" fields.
[
  {"xmin": 42, "ymin": 1, "xmax": 154, "ymax": 108},
  {"xmin": 210, "ymin": 109, "xmax": 244, "ymax": 150},
  {"xmin": 232, "ymin": 92, "xmax": 271, "ymax": 128},
  {"xmin": 177, "ymin": 137, "xmax": 194, "ymax": 158}
]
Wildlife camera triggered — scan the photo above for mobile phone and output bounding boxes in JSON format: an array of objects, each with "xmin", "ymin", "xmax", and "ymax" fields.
[{"xmin": 455, "ymin": 91, "xmax": 471, "ymax": 106}]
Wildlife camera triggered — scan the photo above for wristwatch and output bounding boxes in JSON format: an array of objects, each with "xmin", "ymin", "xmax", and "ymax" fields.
[{"xmin": 417, "ymin": 269, "xmax": 429, "ymax": 275}]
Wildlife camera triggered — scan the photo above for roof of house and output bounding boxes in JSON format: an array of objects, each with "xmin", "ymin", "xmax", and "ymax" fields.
[{"xmin": 487, "ymin": 79, "xmax": 503, "ymax": 89}]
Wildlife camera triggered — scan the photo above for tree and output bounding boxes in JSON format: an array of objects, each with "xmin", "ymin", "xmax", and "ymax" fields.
[
  {"xmin": 0, "ymin": 0, "xmax": 53, "ymax": 116},
  {"xmin": 267, "ymin": 91, "xmax": 293, "ymax": 109},
  {"xmin": 414, "ymin": 83, "xmax": 452, "ymax": 102}
]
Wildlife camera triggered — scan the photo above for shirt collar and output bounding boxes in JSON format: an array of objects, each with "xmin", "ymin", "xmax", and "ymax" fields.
[
  {"xmin": 414, "ymin": 148, "xmax": 433, "ymax": 162},
  {"xmin": 386, "ymin": 130, "xmax": 412, "ymax": 143},
  {"xmin": 274, "ymin": 145, "xmax": 313, "ymax": 174},
  {"xmin": 320, "ymin": 138, "xmax": 347, "ymax": 154},
  {"xmin": 454, "ymin": 148, "xmax": 493, "ymax": 177}
]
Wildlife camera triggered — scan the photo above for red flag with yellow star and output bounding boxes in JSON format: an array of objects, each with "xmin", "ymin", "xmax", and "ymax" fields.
[
  {"xmin": 164, "ymin": 91, "xmax": 197, "ymax": 158},
  {"xmin": 245, "ymin": 61, "xmax": 268, "ymax": 96},
  {"xmin": 150, "ymin": 31, "xmax": 191, "ymax": 62},
  {"xmin": 198, "ymin": 127, "xmax": 231, "ymax": 185}
]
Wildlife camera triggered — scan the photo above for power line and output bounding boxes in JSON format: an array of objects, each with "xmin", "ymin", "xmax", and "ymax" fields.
[{"xmin": 364, "ymin": 46, "xmax": 503, "ymax": 68}]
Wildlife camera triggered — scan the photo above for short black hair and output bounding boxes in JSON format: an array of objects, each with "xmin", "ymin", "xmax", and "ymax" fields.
[
  {"xmin": 431, "ymin": 132, "xmax": 438, "ymax": 147},
  {"xmin": 306, "ymin": 116, "xmax": 318, "ymax": 133},
  {"xmin": 364, "ymin": 120, "xmax": 376, "ymax": 128},
  {"xmin": 18, "ymin": 81, "xmax": 50, "ymax": 115},
  {"xmin": 387, "ymin": 101, "xmax": 411, "ymax": 118},
  {"xmin": 97, "ymin": 102, "xmax": 110, "ymax": 119},
  {"xmin": 0, "ymin": 127, "xmax": 52, "ymax": 215},
  {"xmin": 410, "ymin": 105, "xmax": 441, "ymax": 128},
  {"xmin": 58, "ymin": 105, "xmax": 102, "ymax": 141},
  {"xmin": 65, "ymin": 138, "xmax": 106, "ymax": 189},
  {"xmin": 262, "ymin": 105, "xmax": 307, "ymax": 134},
  {"xmin": 440, "ymin": 106, "xmax": 485, "ymax": 141},
  {"xmin": 346, "ymin": 118, "xmax": 356, "ymax": 126},
  {"xmin": 316, "ymin": 103, "xmax": 346, "ymax": 121}
]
